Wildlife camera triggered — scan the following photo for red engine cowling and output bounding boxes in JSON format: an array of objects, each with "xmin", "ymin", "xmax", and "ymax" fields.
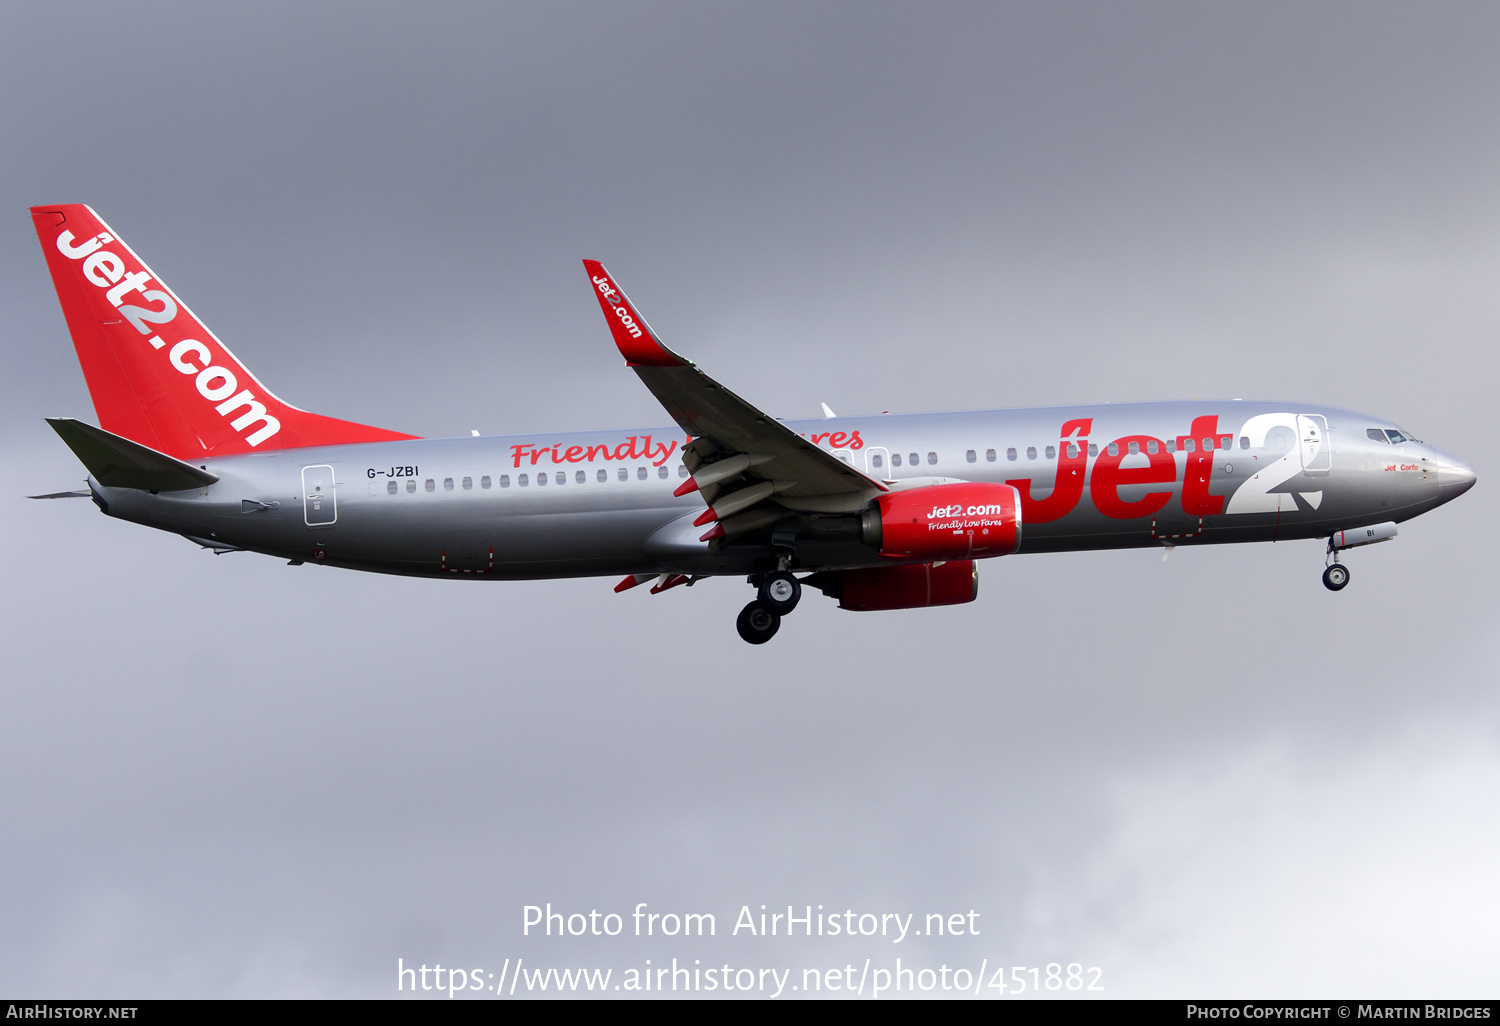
[
  {"xmin": 869, "ymin": 482, "xmax": 1022, "ymax": 560},
  {"xmin": 838, "ymin": 560, "xmax": 978, "ymax": 611}
]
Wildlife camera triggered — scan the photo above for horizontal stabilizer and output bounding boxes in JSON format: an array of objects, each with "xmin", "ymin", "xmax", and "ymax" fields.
[
  {"xmin": 182, "ymin": 534, "xmax": 244, "ymax": 553},
  {"xmin": 46, "ymin": 417, "xmax": 219, "ymax": 491},
  {"xmin": 27, "ymin": 489, "xmax": 91, "ymax": 499}
]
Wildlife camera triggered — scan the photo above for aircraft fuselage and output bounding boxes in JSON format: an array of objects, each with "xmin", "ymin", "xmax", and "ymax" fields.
[{"xmin": 93, "ymin": 400, "xmax": 1474, "ymax": 580}]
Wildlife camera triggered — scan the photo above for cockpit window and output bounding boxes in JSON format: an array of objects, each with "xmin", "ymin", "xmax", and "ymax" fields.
[
  {"xmin": 1385, "ymin": 429, "xmax": 1408, "ymax": 444},
  {"xmin": 1367, "ymin": 428, "xmax": 1389, "ymax": 443}
]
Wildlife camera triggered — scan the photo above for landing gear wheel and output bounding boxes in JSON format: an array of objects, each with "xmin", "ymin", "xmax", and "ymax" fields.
[
  {"xmin": 736, "ymin": 601, "xmax": 782, "ymax": 644},
  {"xmin": 1322, "ymin": 564, "xmax": 1350, "ymax": 591},
  {"xmin": 758, "ymin": 571, "xmax": 801, "ymax": 614}
]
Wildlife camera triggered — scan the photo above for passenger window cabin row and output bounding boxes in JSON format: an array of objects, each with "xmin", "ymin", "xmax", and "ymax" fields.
[
  {"xmin": 383, "ymin": 464, "xmax": 689, "ymax": 494},
  {"xmin": 869, "ymin": 435, "xmax": 1255, "ymax": 474},
  {"xmin": 382, "ymin": 430, "xmax": 1286, "ymax": 496}
]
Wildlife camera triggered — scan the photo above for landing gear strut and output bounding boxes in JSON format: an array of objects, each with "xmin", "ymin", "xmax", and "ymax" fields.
[
  {"xmin": 1323, "ymin": 536, "xmax": 1351, "ymax": 592},
  {"xmin": 736, "ymin": 544, "xmax": 801, "ymax": 643},
  {"xmin": 738, "ymin": 555, "xmax": 801, "ymax": 642},
  {"xmin": 736, "ymin": 601, "xmax": 781, "ymax": 644}
]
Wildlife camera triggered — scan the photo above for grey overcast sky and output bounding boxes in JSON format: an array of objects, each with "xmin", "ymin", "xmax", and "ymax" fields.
[{"xmin": 2, "ymin": 1, "xmax": 1498, "ymax": 998}]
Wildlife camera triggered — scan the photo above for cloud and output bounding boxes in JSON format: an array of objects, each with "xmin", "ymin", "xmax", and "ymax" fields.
[{"xmin": 1047, "ymin": 721, "xmax": 1500, "ymax": 997}]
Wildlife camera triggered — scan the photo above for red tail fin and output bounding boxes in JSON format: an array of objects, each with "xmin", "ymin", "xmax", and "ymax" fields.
[{"xmin": 31, "ymin": 205, "xmax": 417, "ymax": 459}]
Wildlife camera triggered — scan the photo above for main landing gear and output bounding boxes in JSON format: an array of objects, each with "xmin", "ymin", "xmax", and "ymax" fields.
[
  {"xmin": 736, "ymin": 567, "xmax": 803, "ymax": 645},
  {"xmin": 758, "ymin": 570, "xmax": 801, "ymax": 614},
  {"xmin": 736, "ymin": 601, "xmax": 781, "ymax": 644}
]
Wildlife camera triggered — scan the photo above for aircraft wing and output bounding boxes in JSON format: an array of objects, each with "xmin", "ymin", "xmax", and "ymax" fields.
[{"xmin": 582, "ymin": 261, "xmax": 883, "ymax": 520}]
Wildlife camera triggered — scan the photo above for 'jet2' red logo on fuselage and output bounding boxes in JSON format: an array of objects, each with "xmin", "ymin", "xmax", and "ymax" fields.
[{"xmin": 1005, "ymin": 415, "xmax": 1231, "ymax": 522}]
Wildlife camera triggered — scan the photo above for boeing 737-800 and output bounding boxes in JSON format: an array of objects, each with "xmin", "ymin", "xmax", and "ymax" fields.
[{"xmin": 29, "ymin": 205, "xmax": 1476, "ymax": 643}]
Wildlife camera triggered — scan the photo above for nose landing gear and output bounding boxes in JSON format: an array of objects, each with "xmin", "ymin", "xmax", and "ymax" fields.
[
  {"xmin": 1322, "ymin": 562, "xmax": 1350, "ymax": 591},
  {"xmin": 1321, "ymin": 522, "xmax": 1398, "ymax": 590}
]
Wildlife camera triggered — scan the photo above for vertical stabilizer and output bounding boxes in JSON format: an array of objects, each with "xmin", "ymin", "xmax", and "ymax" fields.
[{"xmin": 31, "ymin": 205, "xmax": 418, "ymax": 459}]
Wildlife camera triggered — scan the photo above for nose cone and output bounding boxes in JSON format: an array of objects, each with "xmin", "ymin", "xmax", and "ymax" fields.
[{"xmin": 1433, "ymin": 450, "xmax": 1477, "ymax": 503}]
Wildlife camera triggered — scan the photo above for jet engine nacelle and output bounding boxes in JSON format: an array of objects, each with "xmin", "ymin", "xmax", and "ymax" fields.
[
  {"xmin": 832, "ymin": 560, "xmax": 979, "ymax": 611},
  {"xmin": 862, "ymin": 481, "xmax": 1022, "ymax": 560}
]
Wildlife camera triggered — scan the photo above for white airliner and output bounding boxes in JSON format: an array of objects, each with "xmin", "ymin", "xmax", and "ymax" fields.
[{"xmin": 30, "ymin": 205, "xmax": 1476, "ymax": 643}]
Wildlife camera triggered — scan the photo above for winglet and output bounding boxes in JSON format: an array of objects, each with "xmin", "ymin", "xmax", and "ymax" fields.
[{"xmin": 582, "ymin": 260, "xmax": 690, "ymax": 367}]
